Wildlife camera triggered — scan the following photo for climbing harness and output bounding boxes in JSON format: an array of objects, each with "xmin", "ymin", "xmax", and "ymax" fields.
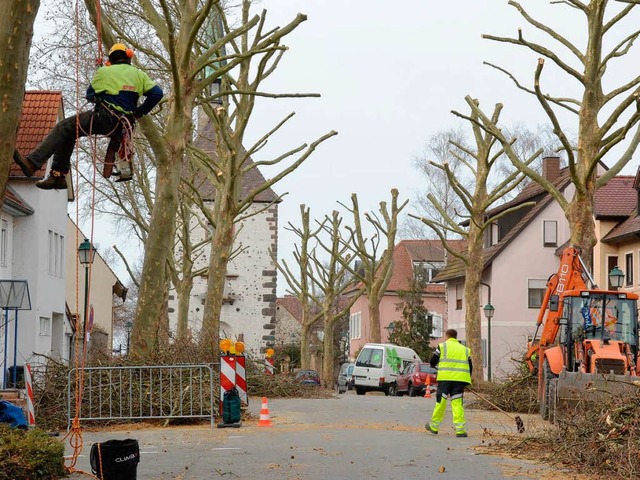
[{"xmin": 100, "ymin": 108, "xmax": 136, "ymax": 181}]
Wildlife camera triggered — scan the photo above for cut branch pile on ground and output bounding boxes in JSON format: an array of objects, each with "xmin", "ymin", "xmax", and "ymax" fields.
[
  {"xmin": 470, "ymin": 371, "xmax": 539, "ymax": 414},
  {"xmin": 31, "ymin": 349, "xmax": 333, "ymax": 431},
  {"xmin": 481, "ymin": 383, "xmax": 640, "ymax": 480}
]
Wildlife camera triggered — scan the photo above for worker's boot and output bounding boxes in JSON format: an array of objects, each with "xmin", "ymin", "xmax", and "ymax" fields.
[
  {"xmin": 114, "ymin": 160, "xmax": 133, "ymax": 183},
  {"xmin": 35, "ymin": 170, "xmax": 68, "ymax": 190},
  {"xmin": 13, "ymin": 151, "xmax": 39, "ymax": 177}
]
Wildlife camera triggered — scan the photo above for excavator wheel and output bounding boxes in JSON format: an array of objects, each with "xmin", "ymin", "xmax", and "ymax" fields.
[{"xmin": 540, "ymin": 360, "xmax": 557, "ymax": 421}]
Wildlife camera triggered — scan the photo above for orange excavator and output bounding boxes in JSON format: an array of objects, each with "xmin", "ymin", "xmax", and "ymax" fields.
[{"xmin": 525, "ymin": 246, "xmax": 640, "ymax": 420}]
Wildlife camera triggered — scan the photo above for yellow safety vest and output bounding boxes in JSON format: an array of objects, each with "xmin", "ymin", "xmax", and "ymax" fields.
[{"xmin": 436, "ymin": 338, "xmax": 471, "ymax": 384}]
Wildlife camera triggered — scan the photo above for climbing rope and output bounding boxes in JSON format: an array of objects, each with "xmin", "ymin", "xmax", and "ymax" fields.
[
  {"xmin": 62, "ymin": 2, "xmax": 136, "ymax": 474},
  {"xmin": 62, "ymin": 1, "xmax": 102, "ymax": 477}
]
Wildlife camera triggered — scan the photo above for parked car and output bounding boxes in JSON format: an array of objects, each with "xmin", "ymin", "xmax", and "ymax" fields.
[
  {"xmin": 336, "ymin": 362, "xmax": 354, "ymax": 394},
  {"xmin": 295, "ymin": 370, "xmax": 321, "ymax": 386},
  {"xmin": 393, "ymin": 362, "xmax": 437, "ymax": 397},
  {"xmin": 352, "ymin": 343, "xmax": 421, "ymax": 396}
]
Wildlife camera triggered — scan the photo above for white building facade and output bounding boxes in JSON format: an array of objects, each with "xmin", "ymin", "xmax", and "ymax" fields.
[{"xmin": 168, "ymin": 202, "xmax": 279, "ymax": 357}]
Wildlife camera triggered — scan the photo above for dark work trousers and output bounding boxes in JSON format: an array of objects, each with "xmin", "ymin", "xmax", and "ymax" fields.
[{"xmin": 27, "ymin": 106, "xmax": 121, "ymax": 174}]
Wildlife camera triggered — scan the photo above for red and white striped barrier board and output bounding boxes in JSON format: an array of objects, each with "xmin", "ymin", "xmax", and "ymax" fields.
[
  {"xmin": 219, "ymin": 355, "xmax": 236, "ymax": 416},
  {"xmin": 24, "ymin": 363, "xmax": 36, "ymax": 427},
  {"xmin": 265, "ymin": 357, "xmax": 274, "ymax": 375},
  {"xmin": 235, "ymin": 355, "xmax": 248, "ymax": 405}
]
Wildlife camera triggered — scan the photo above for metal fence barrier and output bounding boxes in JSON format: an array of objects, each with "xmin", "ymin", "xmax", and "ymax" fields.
[{"xmin": 67, "ymin": 364, "xmax": 216, "ymax": 430}]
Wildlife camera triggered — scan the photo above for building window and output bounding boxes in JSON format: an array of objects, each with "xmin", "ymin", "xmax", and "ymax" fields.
[
  {"xmin": 484, "ymin": 223, "xmax": 500, "ymax": 247},
  {"xmin": 626, "ymin": 253, "xmax": 633, "ymax": 286},
  {"xmin": 543, "ymin": 220, "xmax": 557, "ymax": 247},
  {"xmin": 455, "ymin": 284, "xmax": 463, "ymax": 310},
  {"xmin": 413, "ymin": 261, "xmax": 444, "ymax": 283},
  {"xmin": 48, "ymin": 230, "xmax": 64, "ymax": 277},
  {"xmin": 528, "ymin": 279, "xmax": 547, "ymax": 308},
  {"xmin": 0, "ymin": 220, "xmax": 7, "ymax": 267},
  {"xmin": 491, "ymin": 223, "xmax": 499, "ymax": 246},
  {"xmin": 350, "ymin": 311, "xmax": 361, "ymax": 339},
  {"xmin": 430, "ymin": 314, "xmax": 443, "ymax": 338},
  {"xmin": 39, "ymin": 317, "xmax": 50, "ymax": 336}
]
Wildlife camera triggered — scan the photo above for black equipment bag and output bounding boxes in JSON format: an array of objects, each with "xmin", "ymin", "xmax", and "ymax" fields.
[
  {"xmin": 90, "ymin": 438, "xmax": 140, "ymax": 480},
  {"xmin": 222, "ymin": 388, "xmax": 241, "ymax": 424}
]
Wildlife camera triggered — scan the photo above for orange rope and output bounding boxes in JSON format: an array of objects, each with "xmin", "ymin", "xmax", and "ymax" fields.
[
  {"xmin": 64, "ymin": 1, "xmax": 102, "ymax": 477},
  {"xmin": 95, "ymin": 0, "xmax": 104, "ymax": 66}
]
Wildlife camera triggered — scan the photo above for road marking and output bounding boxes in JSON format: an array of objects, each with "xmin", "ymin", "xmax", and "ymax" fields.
[{"xmin": 212, "ymin": 447, "xmax": 243, "ymax": 451}]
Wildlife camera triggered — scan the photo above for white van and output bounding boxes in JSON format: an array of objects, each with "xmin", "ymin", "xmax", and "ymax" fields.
[{"xmin": 352, "ymin": 343, "xmax": 421, "ymax": 396}]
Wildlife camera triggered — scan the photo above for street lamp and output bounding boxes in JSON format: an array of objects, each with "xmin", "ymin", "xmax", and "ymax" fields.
[
  {"xmin": 483, "ymin": 303, "xmax": 495, "ymax": 382},
  {"xmin": 385, "ymin": 322, "xmax": 395, "ymax": 341},
  {"xmin": 609, "ymin": 266, "xmax": 624, "ymax": 290},
  {"xmin": 78, "ymin": 239, "xmax": 96, "ymax": 347},
  {"xmin": 125, "ymin": 321, "xmax": 133, "ymax": 357}
]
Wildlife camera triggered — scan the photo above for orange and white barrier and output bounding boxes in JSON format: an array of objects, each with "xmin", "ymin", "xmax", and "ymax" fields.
[
  {"xmin": 219, "ymin": 355, "xmax": 236, "ymax": 416},
  {"xmin": 235, "ymin": 355, "xmax": 248, "ymax": 405},
  {"xmin": 24, "ymin": 363, "xmax": 36, "ymax": 427},
  {"xmin": 258, "ymin": 396, "xmax": 272, "ymax": 427},
  {"xmin": 265, "ymin": 357, "xmax": 275, "ymax": 375}
]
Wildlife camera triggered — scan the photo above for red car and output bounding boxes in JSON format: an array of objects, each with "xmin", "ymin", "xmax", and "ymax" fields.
[{"xmin": 394, "ymin": 362, "xmax": 437, "ymax": 397}]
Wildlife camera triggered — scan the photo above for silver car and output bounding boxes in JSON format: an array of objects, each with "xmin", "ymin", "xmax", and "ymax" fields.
[{"xmin": 336, "ymin": 362, "xmax": 355, "ymax": 394}]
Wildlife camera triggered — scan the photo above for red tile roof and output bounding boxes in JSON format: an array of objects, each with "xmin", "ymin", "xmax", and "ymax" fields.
[
  {"xmin": 3, "ymin": 185, "xmax": 34, "ymax": 215},
  {"xmin": 601, "ymin": 214, "xmax": 640, "ymax": 244},
  {"xmin": 13, "ymin": 91, "xmax": 63, "ymax": 178},
  {"xmin": 435, "ymin": 169, "xmax": 638, "ymax": 281},
  {"xmin": 277, "ymin": 296, "xmax": 303, "ymax": 323},
  {"xmin": 386, "ymin": 240, "xmax": 465, "ymax": 293},
  {"xmin": 594, "ymin": 176, "xmax": 636, "ymax": 218},
  {"xmin": 435, "ymin": 169, "xmax": 573, "ymax": 282}
]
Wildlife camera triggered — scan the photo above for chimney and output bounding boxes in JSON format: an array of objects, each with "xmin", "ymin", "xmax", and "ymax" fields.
[{"xmin": 542, "ymin": 156, "xmax": 560, "ymax": 182}]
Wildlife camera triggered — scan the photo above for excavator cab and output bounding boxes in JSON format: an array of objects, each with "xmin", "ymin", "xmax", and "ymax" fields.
[{"xmin": 563, "ymin": 292, "xmax": 638, "ymax": 350}]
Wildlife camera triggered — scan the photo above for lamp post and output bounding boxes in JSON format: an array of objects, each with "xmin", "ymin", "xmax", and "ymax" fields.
[
  {"xmin": 125, "ymin": 321, "xmax": 133, "ymax": 357},
  {"xmin": 78, "ymin": 239, "xmax": 96, "ymax": 348},
  {"xmin": 483, "ymin": 303, "xmax": 495, "ymax": 382},
  {"xmin": 609, "ymin": 266, "xmax": 624, "ymax": 290},
  {"xmin": 385, "ymin": 322, "xmax": 395, "ymax": 342}
]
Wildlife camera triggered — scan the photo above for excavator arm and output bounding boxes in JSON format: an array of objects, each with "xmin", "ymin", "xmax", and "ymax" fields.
[{"xmin": 525, "ymin": 247, "xmax": 590, "ymax": 373}]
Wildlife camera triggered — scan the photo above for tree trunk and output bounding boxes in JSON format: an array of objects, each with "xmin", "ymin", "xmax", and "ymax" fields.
[
  {"xmin": 300, "ymin": 322, "xmax": 312, "ymax": 370},
  {"xmin": 200, "ymin": 206, "xmax": 234, "ymax": 362},
  {"xmin": 569, "ymin": 47, "xmax": 600, "ymax": 271},
  {"xmin": 322, "ymin": 323, "xmax": 335, "ymax": 388},
  {"xmin": 0, "ymin": 0, "xmax": 39, "ymax": 199},
  {"xmin": 368, "ymin": 298, "xmax": 382, "ymax": 343},
  {"xmin": 175, "ymin": 274, "xmax": 193, "ymax": 339},
  {"xmin": 133, "ymin": 96, "xmax": 193, "ymax": 355},
  {"xmin": 566, "ymin": 188, "xmax": 596, "ymax": 271},
  {"xmin": 465, "ymin": 220, "xmax": 485, "ymax": 384}
]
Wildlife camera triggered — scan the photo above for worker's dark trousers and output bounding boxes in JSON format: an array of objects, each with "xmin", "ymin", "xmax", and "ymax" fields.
[{"xmin": 27, "ymin": 106, "xmax": 120, "ymax": 174}]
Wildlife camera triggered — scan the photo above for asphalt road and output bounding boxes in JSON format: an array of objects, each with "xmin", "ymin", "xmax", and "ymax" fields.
[{"xmin": 65, "ymin": 390, "xmax": 579, "ymax": 480}]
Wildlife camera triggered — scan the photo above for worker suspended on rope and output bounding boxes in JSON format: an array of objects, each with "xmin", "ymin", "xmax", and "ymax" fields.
[{"xmin": 15, "ymin": 43, "xmax": 163, "ymax": 189}]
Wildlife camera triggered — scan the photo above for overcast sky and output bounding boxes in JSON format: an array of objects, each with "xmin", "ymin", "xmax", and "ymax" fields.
[
  {"xmin": 245, "ymin": 0, "xmax": 639, "ymax": 293},
  {"xmin": 33, "ymin": 1, "xmax": 640, "ymax": 293}
]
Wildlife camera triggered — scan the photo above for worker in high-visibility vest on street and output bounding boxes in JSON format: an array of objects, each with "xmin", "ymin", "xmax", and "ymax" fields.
[{"xmin": 426, "ymin": 328, "xmax": 473, "ymax": 437}]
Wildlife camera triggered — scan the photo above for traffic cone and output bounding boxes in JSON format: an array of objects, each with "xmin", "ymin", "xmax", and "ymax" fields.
[
  {"xmin": 423, "ymin": 376, "xmax": 432, "ymax": 398},
  {"xmin": 258, "ymin": 396, "xmax": 273, "ymax": 427}
]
